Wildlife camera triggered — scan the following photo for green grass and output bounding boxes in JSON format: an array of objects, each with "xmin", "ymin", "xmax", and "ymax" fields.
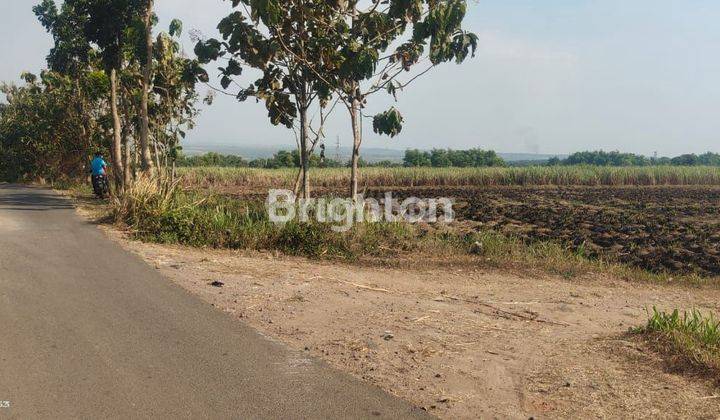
[
  {"xmin": 178, "ymin": 165, "xmax": 720, "ymax": 190},
  {"xmin": 635, "ymin": 307, "xmax": 720, "ymax": 381}
]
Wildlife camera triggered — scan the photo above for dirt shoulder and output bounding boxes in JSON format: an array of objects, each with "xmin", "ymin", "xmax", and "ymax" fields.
[{"xmin": 94, "ymin": 221, "xmax": 720, "ymax": 419}]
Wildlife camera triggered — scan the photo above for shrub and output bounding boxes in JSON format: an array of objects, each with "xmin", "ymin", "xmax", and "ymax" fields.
[{"xmin": 635, "ymin": 307, "xmax": 720, "ymax": 380}]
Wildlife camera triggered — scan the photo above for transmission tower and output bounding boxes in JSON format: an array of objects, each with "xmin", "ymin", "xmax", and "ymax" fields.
[{"xmin": 335, "ymin": 135, "xmax": 342, "ymax": 163}]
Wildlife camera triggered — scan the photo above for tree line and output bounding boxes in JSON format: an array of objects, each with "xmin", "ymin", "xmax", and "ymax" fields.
[
  {"xmin": 177, "ymin": 148, "xmax": 506, "ymax": 169},
  {"xmin": 177, "ymin": 152, "xmax": 381, "ymax": 169},
  {"xmin": 403, "ymin": 148, "xmax": 504, "ymax": 167},
  {"xmin": 177, "ymin": 150, "xmax": 340, "ymax": 169},
  {"xmin": 0, "ymin": 0, "xmax": 207, "ymax": 188},
  {"xmin": 179, "ymin": 149, "xmax": 720, "ymax": 169},
  {"xmin": 548, "ymin": 151, "xmax": 720, "ymax": 167}
]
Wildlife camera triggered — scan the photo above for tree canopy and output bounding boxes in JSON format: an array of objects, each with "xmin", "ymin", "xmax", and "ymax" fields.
[{"xmin": 1, "ymin": 0, "xmax": 205, "ymax": 186}]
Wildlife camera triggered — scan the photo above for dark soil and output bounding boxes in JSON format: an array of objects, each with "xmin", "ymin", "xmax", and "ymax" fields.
[
  {"xmin": 374, "ymin": 186, "xmax": 720, "ymax": 276},
  {"xmin": 210, "ymin": 185, "xmax": 720, "ymax": 276}
]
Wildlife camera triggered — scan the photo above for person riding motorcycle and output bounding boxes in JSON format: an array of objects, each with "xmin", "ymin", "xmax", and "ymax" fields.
[{"xmin": 90, "ymin": 152, "xmax": 109, "ymax": 198}]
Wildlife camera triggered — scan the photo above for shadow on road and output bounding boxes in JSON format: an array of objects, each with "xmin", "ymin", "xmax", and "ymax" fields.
[{"xmin": 0, "ymin": 185, "xmax": 75, "ymax": 212}]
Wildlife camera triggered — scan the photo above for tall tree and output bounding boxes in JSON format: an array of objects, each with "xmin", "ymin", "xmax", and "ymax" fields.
[
  {"xmin": 139, "ymin": 0, "xmax": 155, "ymax": 175},
  {"xmin": 344, "ymin": 0, "xmax": 477, "ymax": 198},
  {"xmin": 151, "ymin": 24, "xmax": 205, "ymax": 181},
  {"xmin": 194, "ymin": 0, "xmax": 339, "ymax": 199},
  {"xmin": 69, "ymin": 0, "xmax": 145, "ymax": 191},
  {"xmin": 34, "ymin": 0, "xmax": 101, "ymax": 159}
]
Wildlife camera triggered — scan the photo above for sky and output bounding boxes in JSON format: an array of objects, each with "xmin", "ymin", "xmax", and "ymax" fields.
[{"xmin": 1, "ymin": 0, "xmax": 719, "ymax": 156}]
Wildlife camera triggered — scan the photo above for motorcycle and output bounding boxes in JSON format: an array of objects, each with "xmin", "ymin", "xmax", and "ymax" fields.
[{"xmin": 91, "ymin": 174, "xmax": 110, "ymax": 199}]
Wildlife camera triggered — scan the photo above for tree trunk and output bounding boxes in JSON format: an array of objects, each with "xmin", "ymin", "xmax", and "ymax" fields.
[
  {"xmin": 139, "ymin": 0, "xmax": 154, "ymax": 176},
  {"xmin": 133, "ymin": 141, "xmax": 139, "ymax": 180},
  {"xmin": 153, "ymin": 130, "xmax": 162, "ymax": 179},
  {"xmin": 293, "ymin": 167, "xmax": 303, "ymax": 197},
  {"xmin": 122, "ymin": 129, "xmax": 131, "ymax": 187},
  {"xmin": 349, "ymin": 7, "xmax": 362, "ymax": 201},
  {"xmin": 299, "ymin": 103, "xmax": 310, "ymax": 200},
  {"xmin": 294, "ymin": 127, "xmax": 322, "ymax": 196},
  {"xmin": 74, "ymin": 79, "xmax": 89, "ymax": 147},
  {"xmin": 109, "ymin": 68, "xmax": 125, "ymax": 193},
  {"xmin": 349, "ymin": 96, "xmax": 362, "ymax": 200},
  {"xmin": 74, "ymin": 79, "xmax": 91, "ymax": 178}
]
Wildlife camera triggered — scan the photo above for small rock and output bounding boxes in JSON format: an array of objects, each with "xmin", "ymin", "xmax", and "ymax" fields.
[
  {"xmin": 470, "ymin": 241, "xmax": 484, "ymax": 255},
  {"xmin": 209, "ymin": 281, "xmax": 224, "ymax": 287}
]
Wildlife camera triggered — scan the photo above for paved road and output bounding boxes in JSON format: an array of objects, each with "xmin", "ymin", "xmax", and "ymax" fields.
[{"xmin": 0, "ymin": 184, "xmax": 428, "ymax": 419}]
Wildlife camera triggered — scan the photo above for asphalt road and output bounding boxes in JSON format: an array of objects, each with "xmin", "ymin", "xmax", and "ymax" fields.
[{"xmin": 0, "ymin": 184, "xmax": 428, "ymax": 419}]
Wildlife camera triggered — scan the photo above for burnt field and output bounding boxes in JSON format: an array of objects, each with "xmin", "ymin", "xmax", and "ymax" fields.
[
  {"xmin": 192, "ymin": 174, "xmax": 720, "ymax": 276},
  {"xmin": 364, "ymin": 186, "xmax": 720, "ymax": 276}
]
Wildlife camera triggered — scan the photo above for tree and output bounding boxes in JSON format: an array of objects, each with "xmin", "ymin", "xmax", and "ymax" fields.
[
  {"xmin": 139, "ymin": 0, "xmax": 155, "ymax": 175},
  {"xmin": 402, "ymin": 148, "xmax": 504, "ymax": 167},
  {"xmin": 150, "ymin": 25, "xmax": 205, "ymax": 181},
  {"xmin": 563, "ymin": 151, "xmax": 651, "ymax": 166},
  {"xmin": 2, "ymin": 2, "xmax": 202, "ymax": 186},
  {"xmin": 68, "ymin": 0, "xmax": 145, "ymax": 191},
  {"xmin": 430, "ymin": 149, "xmax": 452, "ymax": 167},
  {"xmin": 194, "ymin": 1, "xmax": 340, "ymax": 199},
  {"xmin": 292, "ymin": 0, "xmax": 477, "ymax": 198},
  {"xmin": 0, "ymin": 71, "xmax": 107, "ymax": 182},
  {"xmin": 34, "ymin": 0, "xmax": 103, "ymax": 161},
  {"xmin": 404, "ymin": 149, "xmax": 432, "ymax": 167}
]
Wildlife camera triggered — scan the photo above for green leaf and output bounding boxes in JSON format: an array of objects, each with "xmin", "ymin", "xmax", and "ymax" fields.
[
  {"xmin": 194, "ymin": 39, "xmax": 223, "ymax": 63},
  {"xmin": 225, "ymin": 59, "xmax": 243, "ymax": 76},
  {"xmin": 373, "ymin": 107, "xmax": 404, "ymax": 138},
  {"xmin": 169, "ymin": 19, "xmax": 183, "ymax": 37},
  {"xmin": 220, "ymin": 75, "xmax": 232, "ymax": 89}
]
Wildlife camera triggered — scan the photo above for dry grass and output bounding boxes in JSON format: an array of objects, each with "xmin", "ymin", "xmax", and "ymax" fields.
[{"xmin": 178, "ymin": 166, "xmax": 720, "ymax": 190}]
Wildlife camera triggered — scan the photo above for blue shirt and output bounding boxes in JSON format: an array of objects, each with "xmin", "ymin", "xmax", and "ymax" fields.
[{"xmin": 91, "ymin": 157, "xmax": 107, "ymax": 176}]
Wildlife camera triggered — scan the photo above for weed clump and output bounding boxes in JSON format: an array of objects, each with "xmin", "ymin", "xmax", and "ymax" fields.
[{"xmin": 634, "ymin": 307, "xmax": 720, "ymax": 382}]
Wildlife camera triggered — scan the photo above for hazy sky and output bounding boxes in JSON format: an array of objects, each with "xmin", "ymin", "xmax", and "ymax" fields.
[{"xmin": 1, "ymin": 0, "xmax": 719, "ymax": 155}]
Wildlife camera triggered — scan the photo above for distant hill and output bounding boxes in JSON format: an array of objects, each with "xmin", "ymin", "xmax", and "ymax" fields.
[{"xmin": 182, "ymin": 143, "xmax": 564, "ymax": 163}]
